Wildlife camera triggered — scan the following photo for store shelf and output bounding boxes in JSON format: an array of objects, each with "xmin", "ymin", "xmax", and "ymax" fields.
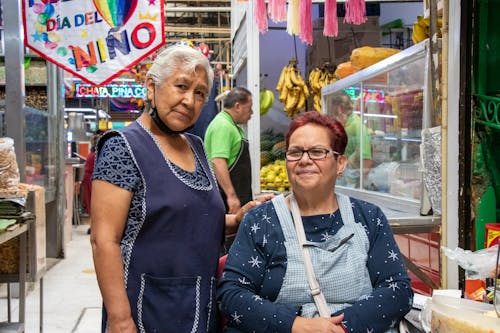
[
  {"xmin": 0, "ymin": 221, "xmax": 29, "ymax": 332},
  {"xmin": 0, "ymin": 322, "xmax": 24, "ymax": 333},
  {"xmin": 474, "ymin": 94, "xmax": 500, "ymax": 130}
]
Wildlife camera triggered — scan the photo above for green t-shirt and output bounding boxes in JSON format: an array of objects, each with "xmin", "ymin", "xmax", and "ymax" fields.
[
  {"xmin": 344, "ymin": 113, "xmax": 372, "ymax": 160},
  {"xmin": 204, "ymin": 111, "xmax": 244, "ymax": 168}
]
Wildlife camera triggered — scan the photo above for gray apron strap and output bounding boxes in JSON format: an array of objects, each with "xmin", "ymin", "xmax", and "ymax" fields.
[
  {"xmin": 336, "ymin": 193, "xmax": 356, "ymax": 226},
  {"xmin": 289, "ymin": 194, "xmax": 331, "ymax": 318}
]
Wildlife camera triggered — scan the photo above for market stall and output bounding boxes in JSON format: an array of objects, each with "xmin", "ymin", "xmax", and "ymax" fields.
[{"xmin": 231, "ymin": 0, "xmax": 449, "ymax": 294}]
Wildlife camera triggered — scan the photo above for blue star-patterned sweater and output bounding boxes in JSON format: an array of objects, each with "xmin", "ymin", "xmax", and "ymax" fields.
[{"xmin": 217, "ymin": 198, "xmax": 413, "ymax": 333}]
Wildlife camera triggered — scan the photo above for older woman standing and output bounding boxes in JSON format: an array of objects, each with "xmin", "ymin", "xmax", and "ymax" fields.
[
  {"xmin": 218, "ymin": 111, "xmax": 413, "ymax": 333},
  {"xmin": 90, "ymin": 45, "xmax": 266, "ymax": 333}
]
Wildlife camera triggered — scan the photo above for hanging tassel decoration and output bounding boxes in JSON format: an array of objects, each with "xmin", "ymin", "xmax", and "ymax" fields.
[
  {"xmin": 268, "ymin": 0, "xmax": 275, "ymax": 21},
  {"xmin": 286, "ymin": 0, "xmax": 300, "ymax": 36},
  {"xmin": 254, "ymin": 0, "xmax": 268, "ymax": 33},
  {"xmin": 344, "ymin": 0, "xmax": 367, "ymax": 25},
  {"xmin": 299, "ymin": 0, "xmax": 313, "ymax": 45},
  {"xmin": 269, "ymin": 0, "xmax": 287, "ymax": 23},
  {"xmin": 276, "ymin": 0, "xmax": 287, "ymax": 23},
  {"xmin": 323, "ymin": 0, "xmax": 338, "ymax": 37}
]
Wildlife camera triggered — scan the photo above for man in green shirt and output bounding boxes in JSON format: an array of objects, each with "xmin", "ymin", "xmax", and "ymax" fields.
[
  {"xmin": 329, "ymin": 94, "xmax": 373, "ymax": 181},
  {"xmin": 204, "ymin": 87, "xmax": 254, "ymax": 214}
]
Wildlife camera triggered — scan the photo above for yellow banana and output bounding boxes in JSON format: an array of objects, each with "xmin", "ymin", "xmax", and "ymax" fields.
[
  {"xmin": 289, "ymin": 67, "xmax": 304, "ymax": 87},
  {"xmin": 309, "ymin": 68, "xmax": 321, "ymax": 93},
  {"xmin": 302, "ymin": 83, "xmax": 310, "ymax": 99},
  {"xmin": 308, "ymin": 68, "xmax": 319, "ymax": 86},
  {"xmin": 284, "ymin": 87, "xmax": 299, "ymax": 111},
  {"xmin": 313, "ymin": 94, "xmax": 322, "ymax": 112},
  {"xmin": 279, "ymin": 84, "xmax": 289, "ymax": 103},
  {"xmin": 276, "ymin": 66, "xmax": 288, "ymax": 92},
  {"xmin": 412, "ymin": 22, "xmax": 428, "ymax": 44},
  {"xmin": 296, "ymin": 89, "xmax": 306, "ymax": 110},
  {"xmin": 284, "ymin": 66, "xmax": 294, "ymax": 90}
]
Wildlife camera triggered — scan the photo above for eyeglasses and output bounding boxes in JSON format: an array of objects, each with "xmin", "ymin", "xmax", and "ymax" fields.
[{"xmin": 285, "ymin": 148, "xmax": 340, "ymax": 161}]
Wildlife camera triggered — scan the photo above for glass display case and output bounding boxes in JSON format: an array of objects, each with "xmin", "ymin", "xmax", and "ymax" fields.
[
  {"xmin": 0, "ymin": 105, "xmax": 57, "ymax": 201},
  {"xmin": 322, "ymin": 40, "xmax": 435, "ymax": 221},
  {"xmin": 323, "ymin": 40, "xmax": 442, "ymax": 294}
]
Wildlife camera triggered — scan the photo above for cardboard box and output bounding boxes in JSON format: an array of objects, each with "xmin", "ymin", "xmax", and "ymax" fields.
[{"xmin": 306, "ymin": 16, "xmax": 381, "ymax": 73}]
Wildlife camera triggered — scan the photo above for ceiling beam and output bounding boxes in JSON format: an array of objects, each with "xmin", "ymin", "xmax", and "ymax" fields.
[
  {"xmin": 166, "ymin": 37, "xmax": 231, "ymax": 43},
  {"xmin": 166, "ymin": 0, "xmax": 231, "ymax": 2},
  {"xmin": 165, "ymin": 26, "xmax": 231, "ymax": 34},
  {"xmin": 165, "ymin": 6, "xmax": 231, "ymax": 12}
]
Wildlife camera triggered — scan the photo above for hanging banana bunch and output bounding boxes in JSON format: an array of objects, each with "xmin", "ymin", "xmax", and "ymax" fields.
[
  {"xmin": 276, "ymin": 60, "xmax": 310, "ymax": 119},
  {"xmin": 412, "ymin": 15, "xmax": 442, "ymax": 44},
  {"xmin": 308, "ymin": 64, "xmax": 336, "ymax": 112}
]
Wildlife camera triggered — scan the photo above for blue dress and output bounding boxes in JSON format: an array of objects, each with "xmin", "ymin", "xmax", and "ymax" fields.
[{"xmin": 94, "ymin": 121, "xmax": 226, "ymax": 333}]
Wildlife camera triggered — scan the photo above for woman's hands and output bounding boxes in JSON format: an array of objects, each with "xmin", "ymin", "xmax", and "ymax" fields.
[
  {"xmin": 235, "ymin": 194, "xmax": 275, "ymax": 223},
  {"xmin": 291, "ymin": 314, "xmax": 346, "ymax": 333},
  {"xmin": 225, "ymin": 194, "xmax": 275, "ymax": 235},
  {"xmin": 107, "ymin": 316, "xmax": 137, "ymax": 333}
]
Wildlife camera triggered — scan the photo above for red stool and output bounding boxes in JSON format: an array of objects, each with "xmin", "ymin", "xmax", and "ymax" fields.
[{"xmin": 218, "ymin": 254, "xmax": 229, "ymax": 330}]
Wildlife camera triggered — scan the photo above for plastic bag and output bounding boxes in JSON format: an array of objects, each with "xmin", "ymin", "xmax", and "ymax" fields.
[
  {"xmin": 441, "ymin": 245, "xmax": 498, "ymax": 279},
  {"xmin": 0, "ymin": 137, "xmax": 20, "ymax": 190}
]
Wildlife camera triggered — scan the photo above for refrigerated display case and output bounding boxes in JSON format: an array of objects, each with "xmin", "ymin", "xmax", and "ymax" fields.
[{"xmin": 322, "ymin": 40, "xmax": 441, "ymax": 294}]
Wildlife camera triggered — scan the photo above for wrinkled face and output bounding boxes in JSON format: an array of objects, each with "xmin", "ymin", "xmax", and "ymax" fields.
[
  {"xmin": 234, "ymin": 96, "xmax": 253, "ymax": 124},
  {"xmin": 286, "ymin": 123, "xmax": 347, "ymax": 193},
  {"xmin": 146, "ymin": 66, "xmax": 208, "ymax": 131}
]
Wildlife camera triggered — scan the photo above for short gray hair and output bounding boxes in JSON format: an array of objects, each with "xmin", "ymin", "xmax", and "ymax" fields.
[
  {"xmin": 146, "ymin": 44, "xmax": 214, "ymax": 100},
  {"xmin": 223, "ymin": 86, "xmax": 252, "ymax": 109}
]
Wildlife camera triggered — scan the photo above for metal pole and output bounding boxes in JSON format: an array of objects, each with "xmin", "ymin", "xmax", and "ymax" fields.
[{"xmin": 4, "ymin": 0, "xmax": 26, "ymax": 182}]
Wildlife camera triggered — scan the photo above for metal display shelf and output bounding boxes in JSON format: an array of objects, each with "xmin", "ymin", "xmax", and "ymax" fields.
[
  {"xmin": 0, "ymin": 221, "xmax": 29, "ymax": 333},
  {"xmin": 336, "ymin": 186, "xmax": 440, "ymax": 235}
]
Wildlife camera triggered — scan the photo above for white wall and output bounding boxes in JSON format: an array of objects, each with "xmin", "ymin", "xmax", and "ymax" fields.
[{"xmin": 379, "ymin": 2, "xmax": 423, "ymax": 26}]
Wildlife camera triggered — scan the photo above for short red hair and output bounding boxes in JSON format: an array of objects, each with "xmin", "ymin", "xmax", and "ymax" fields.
[{"xmin": 285, "ymin": 111, "xmax": 348, "ymax": 154}]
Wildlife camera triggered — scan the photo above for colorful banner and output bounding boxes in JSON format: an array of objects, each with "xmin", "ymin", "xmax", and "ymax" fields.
[{"xmin": 22, "ymin": 0, "xmax": 165, "ymax": 86}]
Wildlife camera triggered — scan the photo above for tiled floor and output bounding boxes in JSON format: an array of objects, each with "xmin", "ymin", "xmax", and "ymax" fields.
[{"xmin": 0, "ymin": 223, "xmax": 102, "ymax": 333}]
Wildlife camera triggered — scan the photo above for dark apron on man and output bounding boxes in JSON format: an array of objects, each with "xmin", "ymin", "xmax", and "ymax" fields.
[
  {"xmin": 220, "ymin": 138, "xmax": 253, "ymax": 212},
  {"xmin": 220, "ymin": 138, "xmax": 252, "ymax": 253}
]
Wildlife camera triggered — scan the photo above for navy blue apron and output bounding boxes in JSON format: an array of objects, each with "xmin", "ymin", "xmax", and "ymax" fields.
[{"xmin": 100, "ymin": 121, "xmax": 225, "ymax": 333}]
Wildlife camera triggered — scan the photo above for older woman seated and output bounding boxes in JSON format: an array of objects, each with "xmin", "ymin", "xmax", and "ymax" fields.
[{"xmin": 218, "ymin": 111, "xmax": 413, "ymax": 333}]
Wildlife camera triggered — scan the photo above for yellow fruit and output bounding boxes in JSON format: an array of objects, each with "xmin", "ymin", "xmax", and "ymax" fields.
[
  {"xmin": 412, "ymin": 21, "xmax": 428, "ymax": 44},
  {"xmin": 350, "ymin": 47, "xmax": 400, "ymax": 70}
]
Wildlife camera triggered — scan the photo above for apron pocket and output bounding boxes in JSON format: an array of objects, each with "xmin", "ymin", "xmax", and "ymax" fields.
[{"xmin": 137, "ymin": 274, "xmax": 201, "ymax": 333}]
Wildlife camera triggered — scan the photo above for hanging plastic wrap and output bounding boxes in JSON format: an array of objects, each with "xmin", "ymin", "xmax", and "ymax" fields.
[
  {"xmin": 254, "ymin": 0, "xmax": 268, "ymax": 33},
  {"xmin": 286, "ymin": 0, "xmax": 300, "ymax": 36},
  {"xmin": 299, "ymin": 0, "xmax": 313, "ymax": 45},
  {"xmin": 421, "ymin": 126, "xmax": 442, "ymax": 215},
  {"xmin": 0, "ymin": 137, "xmax": 20, "ymax": 191},
  {"xmin": 268, "ymin": 0, "xmax": 286, "ymax": 23},
  {"xmin": 344, "ymin": 0, "xmax": 367, "ymax": 25},
  {"xmin": 323, "ymin": 0, "xmax": 338, "ymax": 37}
]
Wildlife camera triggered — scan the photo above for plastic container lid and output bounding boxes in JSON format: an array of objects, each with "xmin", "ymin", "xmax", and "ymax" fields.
[{"xmin": 430, "ymin": 295, "xmax": 500, "ymax": 333}]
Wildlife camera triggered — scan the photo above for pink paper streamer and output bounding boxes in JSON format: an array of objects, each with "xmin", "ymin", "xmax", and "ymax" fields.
[
  {"xmin": 344, "ymin": 0, "xmax": 367, "ymax": 25},
  {"xmin": 268, "ymin": 0, "xmax": 287, "ymax": 23},
  {"xmin": 323, "ymin": 0, "xmax": 338, "ymax": 37},
  {"xmin": 254, "ymin": 0, "xmax": 268, "ymax": 33},
  {"xmin": 299, "ymin": 0, "xmax": 313, "ymax": 45}
]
